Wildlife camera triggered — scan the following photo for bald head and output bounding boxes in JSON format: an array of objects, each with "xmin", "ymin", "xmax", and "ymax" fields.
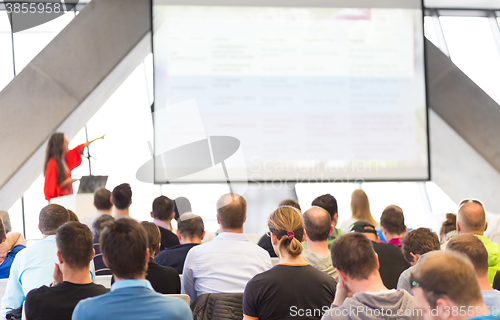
[
  {"xmin": 216, "ymin": 193, "xmax": 246, "ymax": 229},
  {"xmin": 458, "ymin": 202, "xmax": 486, "ymax": 235},
  {"xmin": 303, "ymin": 206, "xmax": 331, "ymax": 242}
]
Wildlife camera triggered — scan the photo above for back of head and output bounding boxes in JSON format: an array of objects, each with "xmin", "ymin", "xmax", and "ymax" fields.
[
  {"xmin": 111, "ymin": 183, "xmax": 132, "ymax": 210},
  {"xmin": 268, "ymin": 206, "xmax": 304, "ymax": 257},
  {"xmin": 440, "ymin": 213, "xmax": 457, "ymax": 237},
  {"xmin": 94, "ymin": 187, "xmax": 112, "ymax": 211},
  {"xmin": 56, "ymin": 222, "xmax": 94, "ymax": 269},
  {"xmin": 446, "ymin": 233, "xmax": 489, "ymax": 277},
  {"xmin": 178, "ymin": 213, "xmax": 204, "ymax": 239},
  {"xmin": 152, "ymin": 195, "xmax": 175, "ymax": 221},
  {"xmin": 174, "ymin": 197, "xmax": 192, "ymax": 221},
  {"xmin": 67, "ymin": 209, "xmax": 80, "ymax": 222},
  {"xmin": 311, "ymin": 194, "xmax": 338, "ymax": 220},
  {"xmin": 278, "ymin": 199, "xmax": 301, "ymax": 212},
  {"xmin": 349, "ymin": 220, "xmax": 378, "ymax": 242},
  {"xmin": 331, "ymin": 233, "xmax": 378, "ymax": 280},
  {"xmin": 39, "ymin": 204, "xmax": 69, "ymax": 235},
  {"xmin": 401, "ymin": 228, "xmax": 440, "ymax": 264},
  {"xmin": 0, "ymin": 211, "xmax": 12, "ymax": 234},
  {"xmin": 100, "ymin": 218, "xmax": 148, "ymax": 279},
  {"xmin": 380, "ymin": 206, "xmax": 405, "ymax": 235},
  {"xmin": 411, "ymin": 250, "xmax": 482, "ymax": 308},
  {"xmin": 350, "ymin": 189, "xmax": 375, "ymax": 225},
  {"xmin": 92, "ymin": 214, "xmax": 115, "ymax": 238},
  {"xmin": 44, "ymin": 132, "xmax": 66, "ymax": 184},
  {"xmin": 458, "ymin": 202, "xmax": 486, "ymax": 234},
  {"xmin": 141, "ymin": 221, "xmax": 161, "ymax": 255},
  {"xmin": 303, "ymin": 206, "xmax": 331, "ymax": 242},
  {"xmin": 216, "ymin": 193, "xmax": 246, "ymax": 229}
]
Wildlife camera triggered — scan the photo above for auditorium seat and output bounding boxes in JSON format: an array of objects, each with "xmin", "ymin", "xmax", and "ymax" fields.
[
  {"xmin": 164, "ymin": 294, "xmax": 190, "ymax": 306},
  {"xmin": 95, "ymin": 275, "xmax": 112, "ymax": 288}
]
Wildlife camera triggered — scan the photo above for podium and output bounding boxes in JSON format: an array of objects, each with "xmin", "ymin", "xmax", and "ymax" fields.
[{"xmin": 50, "ymin": 194, "xmax": 96, "ymax": 226}]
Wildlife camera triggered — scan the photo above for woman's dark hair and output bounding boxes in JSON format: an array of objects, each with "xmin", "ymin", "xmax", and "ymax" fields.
[
  {"xmin": 440, "ymin": 213, "xmax": 457, "ymax": 236},
  {"xmin": 44, "ymin": 132, "xmax": 66, "ymax": 185}
]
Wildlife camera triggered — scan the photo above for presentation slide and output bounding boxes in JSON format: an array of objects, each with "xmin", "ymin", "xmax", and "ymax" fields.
[{"xmin": 152, "ymin": 0, "xmax": 429, "ymax": 183}]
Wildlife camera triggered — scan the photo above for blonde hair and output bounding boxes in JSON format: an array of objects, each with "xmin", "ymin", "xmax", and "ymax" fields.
[
  {"xmin": 268, "ymin": 206, "xmax": 304, "ymax": 258},
  {"xmin": 351, "ymin": 189, "xmax": 376, "ymax": 226}
]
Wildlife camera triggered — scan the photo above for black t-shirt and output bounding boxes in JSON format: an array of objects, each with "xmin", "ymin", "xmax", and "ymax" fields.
[
  {"xmin": 158, "ymin": 226, "xmax": 180, "ymax": 251},
  {"xmin": 25, "ymin": 281, "xmax": 108, "ymax": 320},
  {"xmin": 371, "ymin": 241, "xmax": 410, "ymax": 289},
  {"xmin": 155, "ymin": 243, "xmax": 199, "ymax": 274},
  {"xmin": 243, "ymin": 264, "xmax": 336, "ymax": 320}
]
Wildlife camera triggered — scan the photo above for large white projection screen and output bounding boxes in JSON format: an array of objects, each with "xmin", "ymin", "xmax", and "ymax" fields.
[{"xmin": 151, "ymin": 0, "xmax": 429, "ymax": 184}]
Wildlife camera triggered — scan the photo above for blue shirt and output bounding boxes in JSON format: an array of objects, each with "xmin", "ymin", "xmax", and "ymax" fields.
[
  {"xmin": 0, "ymin": 245, "xmax": 25, "ymax": 279},
  {"xmin": 72, "ymin": 279, "xmax": 192, "ymax": 320},
  {"xmin": 482, "ymin": 290, "xmax": 500, "ymax": 314},
  {"xmin": 181, "ymin": 232, "xmax": 272, "ymax": 303}
]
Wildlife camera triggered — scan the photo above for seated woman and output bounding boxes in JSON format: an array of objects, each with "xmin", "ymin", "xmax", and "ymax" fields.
[{"xmin": 243, "ymin": 206, "xmax": 337, "ymax": 320}]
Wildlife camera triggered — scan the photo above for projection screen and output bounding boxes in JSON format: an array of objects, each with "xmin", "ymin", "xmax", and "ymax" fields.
[{"xmin": 151, "ymin": 0, "xmax": 429, "ymax": 183}]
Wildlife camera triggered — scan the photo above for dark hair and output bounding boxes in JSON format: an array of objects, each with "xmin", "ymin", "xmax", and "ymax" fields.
[
  {"xmin": 178, "ymin": 214, "xmax": 204, "ymax": 239},
  {"xmin": 401, "ymin": 228, "xmax": 440, "ymax": 264},
  {"xmin": 0, "ymin": 218, "xmax": 5, "ymax": 244},
  {"xmin": 440, "ymin": 213, "xmax": 457, "ymax": 236},
  {"xmin": 39, "ymin": 204, "xmax": 69, "ymax": 235},
  {"xmin": 100, "ymin": 218, "xmax": 148, "ymax": 279},
  {"xmin": 44, "ymin": 133, "xmax": 66, "ymax": 185},
  {"xmin": 94, "ymin": 187, "xmax": 112, "ymax": 211},
  {"xmin": 312, "ymin": 194, "xmax": 338, "ymax": 220},
  {"xmin": 331, "ymin": 233, "xmax": 378, "ymax": 280},
  {"xmin": 111, "ymin": 183, "xmax": 132, "ymax": 210},
  {"xmin": 380, "ymin": 207, "xmax": 406, "ymax": 235},
  {"xmin": 278, "ymin": 199, "xmax": 301, "ymax": 212},
  {"xmin": 303, "ymin": 207, "xmax": 331, "ymax": 241},
  {"xmin": 141, "ymin": 221, "xmax": 161, "ymax": 256},
  {"xmin": 92, "ymin": 214, "xmax": 115, "ymax": 238},
  {"xmin": 174, "ymin": 197, "xmax": 192, "ymax": 221},
  {"xmin": 0, "ymin": 211, "xmax": 12, "ymax": 234},
  {"xmin": 67, "ymin": 209, "xmax": 79, "ymax": 222},
  {"xmin": 446, "ymin": 233, "xmax": 489, "ymax": 276},
  {"xmin": 216, "ymin": 193, "xmax": 246, "ymax": 229},
  {"xmin": 56, "ymin": 222, "xmax": 94, "ymax": 269},
  {"xmin": 268, "ymin": 206, "xmax": 304, "ymax": 258},
  {"xmin": 152, "ymin": 196, "xmax": 174, "ymax": 221}
]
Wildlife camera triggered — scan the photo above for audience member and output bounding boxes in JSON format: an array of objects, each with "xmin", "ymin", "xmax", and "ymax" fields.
[
  {"xmin": 0, "ymin": 211, "xmax": 12, "ymax": 233},
  {"xmin": 302, "ymin": 206, "xmax": 338, "ymax": 278},
  {"xmin": 312, "ymin": 194, "xmax": 344, "ymax": 245},
  {"xmin": 350, "ymin": 220, "xmax": 410, "ymax": 289},
  {"xmin": 0, "ymin": 218, "xmax": 26, "ymax": 279},
  {"xmin": 1, "ymin": 204, "xmax": 69, "ymax": 318},
  {"xmin": 447, "ymin": 233, "xmax": 500, "ymax": 313},
  {"xmin": 243, "ymin": 206, "xmax": 336, "ymax": 320},
  {"xmin": 411, "ymin": 251, "xmax": 493, "ymax": 320},
  {"xmin": 92, "ymin": 215, "xmax": 115, "ymax": 275},
  {"xmin": 380, "ymin": 206, "xmax": 407, "ymax": 248},
  {"xmin": 321, "ymin": 233, "xmax": 422, "ymax": 320},
  {"xmin": 72, "ymin": 219, "xmax": 192, "ymax": 320},
  {"xmin": 25, "ymin": 222, "xmax": 108, "ymax": 320},
  {"xmin": 151, "ymin": 195, "xmax": 180, "ymax": 250},
  {"xmin": 173, "ymin": 196, "xmax": 192, "ymax": 221},
  {"xmin": 398, "ymin": 228, "xmax": 440, "ymax": 293},
  {"xmin": 155, "ymin": 213, "xmax": 205, "ymax": 274},
  {"xmin": 111, "ymin": 183, "xmax": 132, "ymax": 218},
  {"xmin": 340, "ymin": 189, "xmax": 377, "ymax": 233},
  {"xmin": 67, "ymin": 209, "xmax": 79, "ymax": 222},
  {"xmin": 440, "ymin": 213, "xmax": 457, "ymax": 248},
  {"xmin": 182, "ymin": 193, "xmax": 272, "ymax": 303},
  {"xmin": 94, "ymin": 187, "xmax": 112, "ymax": 216},
  {"xmin": 457, "ymin": 199, "xmax": 500, "ymax": 284},
  {"xmin": 258, "ymin": 199, "xmax": 301, "ymax": 257}
]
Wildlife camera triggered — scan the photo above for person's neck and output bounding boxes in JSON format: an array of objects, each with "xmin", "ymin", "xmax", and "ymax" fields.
[
  {"xmin": 63, "ymin": 267, "xmax": 93, "ymax": 285},
  {"xmin": 478, "ymin": 274, "xmax": 494, "ymax": 291},
  {"xmin": 113, "ymin": 208, "xmax": 129, "ymax": 216},
  {"xmin": 114, "ymin": 274, "xmax": 146, "ymax": 282},
  {"xmin": 155, "ymin": 218, "xmax": 172, "ymax": 229},
  {"xmin": 97, "ymin": 209, "xmax": 112, "ymax": 216},
  {"xmin": 279, "ymin": 253, "xmax": 308, "ymax": 265},
  {"xmin": 219, "ymin": 226, "xmax": 243, "ymax": 234},
  {"xmin": 180, "ymin": 237, "xmax": 202, "ymax": 245},
  {"xmin": 348, "ymin": 272, "xmax": 388, "ymax": 294},
  {"xmin": 386, "ymin": 233, "xmax": 404, "ymax": 242},
  {"xmin": 305, "ymin": 238, "xmax": 330, "ymax": 255}
]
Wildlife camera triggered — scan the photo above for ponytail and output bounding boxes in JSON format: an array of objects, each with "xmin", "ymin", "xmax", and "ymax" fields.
[{"xmin": 268, "ymin": 206, "xmax": 304, "ymax": 258}]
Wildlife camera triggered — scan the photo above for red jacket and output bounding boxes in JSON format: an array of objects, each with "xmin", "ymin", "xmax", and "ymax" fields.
[{"xmin": 44, "ymin": 144, "xmax": 85, "ymax": 201}]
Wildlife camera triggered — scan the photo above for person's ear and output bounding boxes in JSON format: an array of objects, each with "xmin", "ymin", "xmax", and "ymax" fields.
[
  {"xmin": 302, "ymin": 229, "xmax": 307, "ymax": 242},
  {"xmin": 216, "ymin": 215, "xmax": 220, "ymax": 225},
  {"xmin": 145, "ymin": 249, "xmax": 150, "ymax": 269},
  {"xmin": 110, "ymin": 197, "xmax": 114, "ymax": 206},
  {"xmin": 338, "ymin": 269, "xmax": 347, "ymax": 283},
  {"xmin": 332, "ymin": 213, "xmax": 339, "ymax": 225},
  {"xmin": 170, "ymin": 212, "xmax": 175, "ymax": 220},
  {"xmin": 405, "ymin": 226, "xmax": 408, "ymax": 233},
  {"xmin": 436, "ymin": 298, "xmax": 452, "ymax": 320},
  {"xmin": 329, "ymin": 225, "xmax": 334, "ymax": 235},
  {"xmin": 456, "ymin": 221, "xmax": 461, "ymax": 233},
  {"xmin": 156, "ymin": 243, "xmax": 161, "ymax": 254},
  {"xmin": 57, "ymin": 251, "xmax": 64, "ymax": 264},
  {"xmin": 244, "ymin": 214, "xmax": 247, "ymax": 223},
  {"xmin": 270, "ymin": 232, "xmax": 278, "ymax": 246},
  {"xmin": 381, "ymin": 226, "xmax": 387, "ymax": 236},
  {"xmin": 485, "ymin": 221, "xmax": 488, "ymax": 232},
  {"xmin": 176, "ymin": 229, "xmax": 181, "ymax": 240},
  {"xmin": 201, "ymin": 231, "xmax": 206, "ymax": 240},
  {"xmin": 129, "ymin": 199, "xmax": 132, "ymax": 206},
  {"xmin": 410, "ymin": 252, "xmax": 419, "ymax": 265},
  {"xmin": 374, "ymin": 253, "xmax": 380, "ymax": 270},
  {"xmin": 150, "ymin": 212, "xmax": 153, "ymax": 219},
  {"xmin": 91, "ymin": 248, "xmax": 95, "ymax": 260}
]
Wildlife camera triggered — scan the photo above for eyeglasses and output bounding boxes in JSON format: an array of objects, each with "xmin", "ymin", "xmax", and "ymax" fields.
[
  {"xmin": 458, "ymin": 198, "xmax": 484, "ymax": 210},
  {"xmin": 410, "ymin": 276, "xmax": 446, "ymax": 295}
]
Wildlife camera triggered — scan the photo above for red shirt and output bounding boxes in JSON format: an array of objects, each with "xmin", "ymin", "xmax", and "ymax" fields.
[{"xmin": 44, "ymin": 144, "xmax": 85, "ymax": 201}]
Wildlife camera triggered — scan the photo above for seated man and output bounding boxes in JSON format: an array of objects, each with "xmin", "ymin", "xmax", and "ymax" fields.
[
  {"xmin": 151, "ymin": 196, "xmax": 180, "ymax": 250},
  {"xmin": 350, "ymin": 221, "xmax": 410, "ymax": 289},
  {"xmin": 182, "ymin": 193, "xmax": 272, "ymax": 302},
  {"xmin": 321, "ymin": 233, "xmax": 422, "ymax": 320},
  {"xmin": 458, "ymin": 199, "xmax": 500, "ymax": 284},
  {"xmin": 412, "ymin": 251, "xmax": 494, "ymax": 320},
  {"xmin": 446, "ymin": 233, "xmax": 500, "ymax": 312},
  {"xmin": 92, "ymin": 215, "xmax": 115, "ymax": 275},
  {"xmin": 25, "ymin": 222, "xmax": 108, "ymax": 320},
  {"xmin": 397, "ymin": 228, "xmax": 440, "ymax": 293},
  {"xmin": 155, "ymin": 213, "xmax": 205, "ymax": 274},
  {"xmin": 1, "ymin": 204, "xmax": 69, "ymax": 318},
  {"xmin": 380, "ymin": 206, "xmax": 407, "ymax": 248},
  {"xmin": 73, "ymin": 218, "xmax": 192, "ymax": 320},
  {"xmin": 0, "ymin": 217, "xmax": 26, "ymax": 279},
  {"xmin": 302, "ymin": 206, "xmax": 338, "ymax": 278},
  {"xmin": 111, "ymin": 183, "xmax": 132, "ymax": 219}
]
